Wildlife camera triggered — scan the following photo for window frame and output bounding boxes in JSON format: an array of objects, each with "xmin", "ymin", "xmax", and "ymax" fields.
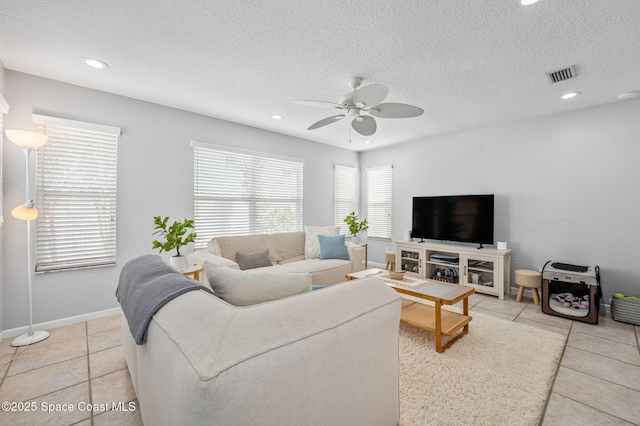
[
  {"xmin": 366, "ymin": 165, "xmax": 393, "ymax": 240},
  {"xmin": 0, "ymin": 94, "xmax": 8, "ymax": 226},
  {"xmin": 192, "ymin": 141, "xmax": 304, "ymax": 250},
  {"xmin": 334, "ymin": 165, "xmax": 357, "ymax": 235},
  {"xmin": 34, "ymin": 114, "xmax": 120, "ymax": 273}
]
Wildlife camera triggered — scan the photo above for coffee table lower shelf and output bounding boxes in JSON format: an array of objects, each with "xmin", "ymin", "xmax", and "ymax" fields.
[{"xmin": 400, "ymin": 299, "xmax": 472, "ymax": 353}]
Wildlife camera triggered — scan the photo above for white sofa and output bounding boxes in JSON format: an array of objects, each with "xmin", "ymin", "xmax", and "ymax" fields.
[
  {"xmin": 187, "ymin": 230, "xmax": 363, "ymax": 286},
  {"xmin": 121, "ymin": 274, "xmax": 402, "ymax": 426}
]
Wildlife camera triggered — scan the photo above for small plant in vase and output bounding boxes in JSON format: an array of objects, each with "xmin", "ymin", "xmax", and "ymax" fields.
[
  {"xmin": 344, "ymin": 212, "xmax": 369, "ymax": 243},
  {"xmin": 152, "ymin": 216, "xmax": 197, "ymax": 270}
]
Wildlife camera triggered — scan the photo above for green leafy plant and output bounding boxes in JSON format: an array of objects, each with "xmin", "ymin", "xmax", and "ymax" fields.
[
  {"xmin": 344, "ymin": 212, "xmax": 369, "ymax": 236},
  {"xmin": 151, "ymin": 216, "xmax": 197, "ymax": 257}
]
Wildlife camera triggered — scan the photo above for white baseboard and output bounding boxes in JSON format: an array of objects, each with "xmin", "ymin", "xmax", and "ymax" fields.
[{"xmin": 0, "ymin": 307, "xmax": 122, "ymax": 341}]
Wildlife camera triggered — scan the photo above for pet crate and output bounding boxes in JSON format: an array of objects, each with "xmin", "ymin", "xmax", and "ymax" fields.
[{"xmin": 541, "ymin": 261, "xmax": 601, "ymax": 324}]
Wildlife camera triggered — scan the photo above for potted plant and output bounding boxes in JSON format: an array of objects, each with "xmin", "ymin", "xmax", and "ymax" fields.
[
  {"xmin": 344, "ymin": 212, "xmax": 369, "ymax": 243},
  {"xmin": 152, "ymin": 216, "xmax": 197, "ymax": 270}
]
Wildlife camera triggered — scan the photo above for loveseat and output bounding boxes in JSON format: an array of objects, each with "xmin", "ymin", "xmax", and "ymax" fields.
[
  {"xmin": 119, "ymin": 256, "xmax": 402, "ymax": 426},
  {"xmin": 187, "ymin": 229, "xmax": 363, "ymax": 287}
]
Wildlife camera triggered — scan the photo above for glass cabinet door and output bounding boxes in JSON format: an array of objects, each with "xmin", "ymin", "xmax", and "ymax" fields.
[
  {"xmin": 463, "ymin": 255, "xmax": 495, "ymax": 289},
  {"xmin": 400, "ymin": 249, "xmax": 421, "ymax": 275}
]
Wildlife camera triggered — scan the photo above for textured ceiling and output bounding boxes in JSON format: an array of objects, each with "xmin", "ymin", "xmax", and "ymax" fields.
[{"xmin": 1, "ymin": 0, "xmax": 639, "ymax": 151}]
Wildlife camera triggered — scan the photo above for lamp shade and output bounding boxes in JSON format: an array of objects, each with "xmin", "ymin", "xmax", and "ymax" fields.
[
  {"xmin": 5, "ymin": 129, "xmax": 48, "ymax": 148},
  {"xmin": 12, "ymin": 201, "xmax": 38, "ymax": 221}
]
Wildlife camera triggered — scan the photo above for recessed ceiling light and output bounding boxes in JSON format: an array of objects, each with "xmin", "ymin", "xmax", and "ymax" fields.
[
  {"xmin": 363, "ymin": 140, "xmax": 372, "ymax": 144},
  {"xmin": 617, "ymin": 91, "xmax": 640, "ymax": 100},
  {"xmin": 561, "ymin": 91, "xmax": 581, "ymax": 100},
  {"xmin": 270, "ymin": 114, "xmax": 283, "ymax": 120},
  {"xmin": 520, "ymin": 0, "xmax": 540, "ymax": 5},
  {"xmin": 84, "ymin": 58, "xmax": 109, "ymax": 69}
]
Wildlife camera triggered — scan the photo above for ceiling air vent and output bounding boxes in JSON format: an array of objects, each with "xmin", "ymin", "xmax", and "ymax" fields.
[{"xmin": 546, "ymin": 65, "xmax": 577, "ymax": 84}]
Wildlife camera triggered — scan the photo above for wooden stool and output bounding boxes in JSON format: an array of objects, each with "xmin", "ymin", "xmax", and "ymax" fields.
[
  {"xmin": 385, "ymin": 251, "xmax": 396, "ymax": 271},
  {"xmin": 515, "ymin": 269, "xmax": 541, "ymax": 306}
]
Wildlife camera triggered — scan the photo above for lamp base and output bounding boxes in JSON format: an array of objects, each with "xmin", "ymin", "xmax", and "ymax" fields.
[{"xmin": 11, "ymin": 330, "xmax": 50, "ymax": 347}]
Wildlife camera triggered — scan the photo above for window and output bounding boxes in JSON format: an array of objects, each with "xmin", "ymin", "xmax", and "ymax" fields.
[
  {"xmin": 0, "ymin": 94, "xmax": 7, "ymax": 226},
  {"xmin": 366, "ymin": 165, "xmax": 392, "ymax": 239},
  {"xmin": 192, "ymin": 142, "xmax": 303, "ymax": 250},
  {"xmin": 35, "ymin": 114, "xmax": 120, "ymax": 272},
  {"xmin": 334, "ymin": 165, "xmax": 357, "ymax": 235}
]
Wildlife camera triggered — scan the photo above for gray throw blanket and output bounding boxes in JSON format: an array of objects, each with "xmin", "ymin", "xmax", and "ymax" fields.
[{"xmin": 116, "ymin": 254, "xmax": 213, "ymax": 345}]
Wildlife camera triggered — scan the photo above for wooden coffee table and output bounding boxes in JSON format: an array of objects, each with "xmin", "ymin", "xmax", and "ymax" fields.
[{"xmin": 347, "ymin": 269, "xmax": 474, "ymax": 353}]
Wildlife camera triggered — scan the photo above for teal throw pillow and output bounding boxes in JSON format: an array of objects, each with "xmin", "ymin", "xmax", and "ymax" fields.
[{"xmin": 317, "ymin": 234, "xmax": 349, "ymax": 260}]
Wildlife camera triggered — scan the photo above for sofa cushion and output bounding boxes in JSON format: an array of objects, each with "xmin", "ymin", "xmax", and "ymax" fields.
[
  {"xmin": 204, "ymin": 261, "xmax": 312, "ymax": 306},
  {"xmin": 318, "ymin": 234, "xmax": 349, "ymax": 260},
  {"xmin": 304, "ymin": 225, "xmax": 340, "ymax": 259},
  {"xmin": 236, "ymin": 248, "xmax": 273, "ymax": 270},
  {"xmin": 284, "ymin": 258, "xmax": 353, "ymax": 286}
]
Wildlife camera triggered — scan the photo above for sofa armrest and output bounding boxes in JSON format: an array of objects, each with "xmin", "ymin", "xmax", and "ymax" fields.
[
  {"xmin": 187, "ymin": 250, "xmax": 239, "ymax": 287},
  {"xmin": 345, "ymin": 242, "xmax": 363, "ymax": 272}
]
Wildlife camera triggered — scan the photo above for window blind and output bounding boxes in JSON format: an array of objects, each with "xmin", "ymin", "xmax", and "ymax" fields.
[
  {"xmin": 0, "ymin": 103, "xmax": 4, "ymax": 226},
  {"xmin": 334, "ymin": 165, "xmax": 356, "ymax": 234},
  {"xmin": 366, "ymin": 165, "xmax": 392, "ymax": 239},
  {"xmin": 35, "ymin": 116, "xmax": 119, "ymax": 272},
  {"xmin": 193, "ymin": 142, "xmax": 303, "ymax": 250}
]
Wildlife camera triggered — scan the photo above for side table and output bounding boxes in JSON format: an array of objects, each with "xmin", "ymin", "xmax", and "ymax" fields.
[{"xmin": 182, "ymin": 264, "xmax": 204, "ymax": 282}]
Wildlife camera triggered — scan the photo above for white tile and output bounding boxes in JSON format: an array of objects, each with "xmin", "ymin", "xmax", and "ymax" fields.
[
  {"xmin": 552, "ymin": 366, "xmax": 640, "ymax": 424},
  {"xmin": 0, "ymin": 357, "xmax": 88, "ymax": 402},
  {"xmin": 88, "ymin": 314, "xmax": 122, "ymax": 335},
  {"xmin": 561, "ymin": 346, "xmax": 640, "ymax": 392},
  {"xmin": 90, "ymin": 346, "xmax": 127, "ymax": 379},
  {"xmin": 572, "ymin": 316, "xmax": 637, "ymax": 345},
  {"xmin": 568, "ymin": 331, "xmax": 640, "ymax": 366},
  {"xmin": 543, "ymin": 392, "xmax": 634, "ymax": 426},
  {"xmin": 469, "ymin": 305, "xmax": 517, "ymax": 322},
  {"xmin": 8, "ymin": 335, "xmax": 87, "ymax": 376}
]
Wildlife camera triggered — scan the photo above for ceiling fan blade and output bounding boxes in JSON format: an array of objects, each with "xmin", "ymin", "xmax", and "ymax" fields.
[
  {"xmin": 368, "ymin": 103, "xmax": 424, "ymax": 118},
  {"xmin": 351, "ymin": 84, "xmax": 389, "ymax": 108},
  {"xmin": 308, "ymin": 114, "xmax": 345, "ymax": 130},
  {"xmin": 351, "ymin": 116, "xmax": 377, "ymax": 136},
  {"xmin": 294, "ymin": 100, "xmax": 345, "ymax": 109}
]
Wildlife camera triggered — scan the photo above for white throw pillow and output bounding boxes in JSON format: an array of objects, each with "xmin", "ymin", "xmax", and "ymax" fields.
[
  {"xmin": 204, "ymin": 261, "xmax": 312, "ymax": 306},
  {"xmin": 304, "ymin": 225, "xmax": 340, "ymax": 259}
]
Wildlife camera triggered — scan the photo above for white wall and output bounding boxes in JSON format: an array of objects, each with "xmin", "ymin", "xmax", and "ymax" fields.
[
  {"xmin": 361, "ymin": 97, "xmax": 640, "ymax": 302},
  {"xmin": 1, "ymin": 71, "xmax": 358, "ymax": 330}
]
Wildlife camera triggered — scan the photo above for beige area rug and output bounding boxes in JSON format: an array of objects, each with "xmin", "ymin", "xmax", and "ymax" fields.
[{"xmin": 399, "ymin": 311, "xmax": 566, "ymax": 426}]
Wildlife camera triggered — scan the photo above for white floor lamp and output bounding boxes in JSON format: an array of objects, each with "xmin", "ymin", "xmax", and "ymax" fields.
[{"xmin": 5, "ymin": 129, "xmax": 50, "ymax": 347}]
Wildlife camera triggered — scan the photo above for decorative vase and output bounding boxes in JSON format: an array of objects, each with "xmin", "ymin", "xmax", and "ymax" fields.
[
  {"xmin": 170, "ymin": 254, "xmax": 187, "ymax": 270},
  {"xmin": 351, "ymin": 234, "xmax": 359, "ymax": 244}
]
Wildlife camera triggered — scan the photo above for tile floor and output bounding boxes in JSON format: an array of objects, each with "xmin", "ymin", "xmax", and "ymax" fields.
[
  {"xmin": 0, "ymin": 292, "xmax": 638, "ymax": 425},
  {"xmin": 0, "ymin": 315, "xmax": 141, "ymax": 425}
]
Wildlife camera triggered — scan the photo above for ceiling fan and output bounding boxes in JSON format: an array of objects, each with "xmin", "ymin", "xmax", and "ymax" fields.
[{"xmin": 294, "ymin": 77, "xmax": 424, "ymax": 138}]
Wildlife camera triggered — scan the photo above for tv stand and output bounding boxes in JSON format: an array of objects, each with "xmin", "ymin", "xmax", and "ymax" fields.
[
  {"xmin": 477, "ymin": 243, "xmax": 484, "ymax": 249},
  {"xmin": 395, "ymin": 241, "xmax": 512, "ymax": 299}
]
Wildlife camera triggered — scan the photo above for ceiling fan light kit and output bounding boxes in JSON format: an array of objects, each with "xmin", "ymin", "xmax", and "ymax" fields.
[{"xmin": 294, "ymin": 77, "xmax": 424, "ymax": 140}]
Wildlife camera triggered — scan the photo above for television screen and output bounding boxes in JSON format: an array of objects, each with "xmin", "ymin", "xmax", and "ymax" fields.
[{"xmin": 412, "ymin": 195, "xmax": 494, "ymax": 246}]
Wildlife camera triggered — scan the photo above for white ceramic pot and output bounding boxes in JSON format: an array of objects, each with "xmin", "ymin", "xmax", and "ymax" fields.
[
  {"xmin": 351, "ymin": 235, "xmax": 359, "ymax": 244},
  {"xmin": 170, "ymin": 254, "xmax": 187, "ymax": 270}
]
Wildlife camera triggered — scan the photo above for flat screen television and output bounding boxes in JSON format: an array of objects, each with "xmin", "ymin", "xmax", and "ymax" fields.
[{"xmin": 412, "ymin": 194, "xmax": 494, "ymax": 247}]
